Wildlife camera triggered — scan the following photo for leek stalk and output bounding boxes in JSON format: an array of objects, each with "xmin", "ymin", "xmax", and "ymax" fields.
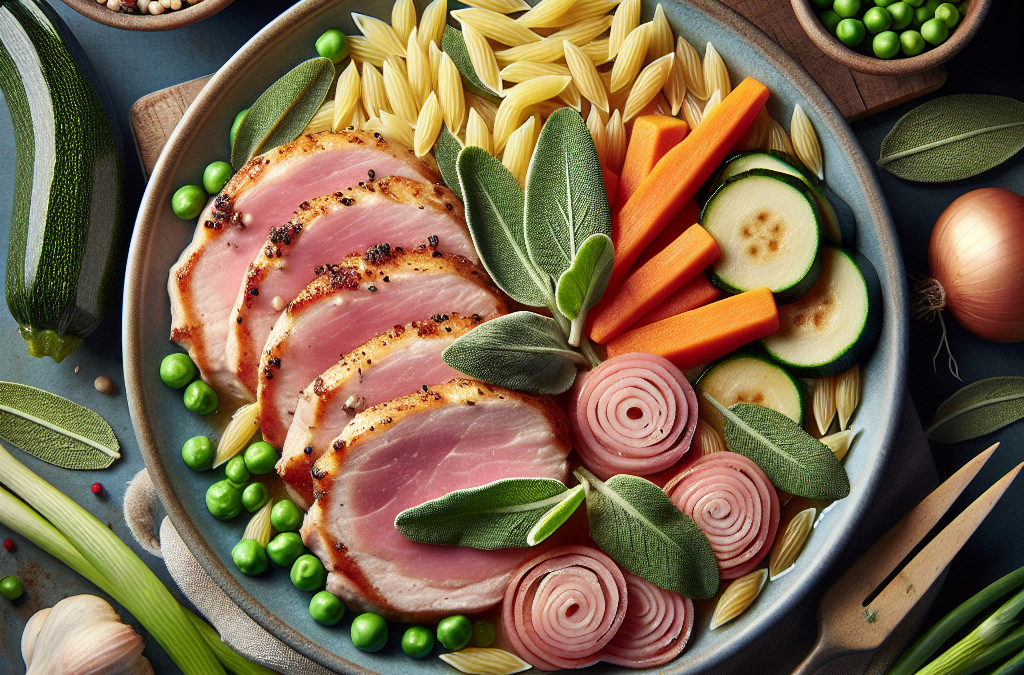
[{"xmin": 915, "ymin": 587, "xmax": 1024, "ymax": 675}]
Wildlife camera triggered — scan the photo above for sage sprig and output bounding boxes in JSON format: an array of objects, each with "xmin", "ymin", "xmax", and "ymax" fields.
[
  {"xmin": 575, "ymin": 467, "xmax": 720, "ymax": 599},
  {"xmin": 877, "ymin": 95, "xmax": 1024, "ymax": 182},
  {"xmin": 435, "ymin": 125, "xmax": 464, "ymax": 201},
  {"xmin": 925, "ymin": 377, "xmax": 1024, "ymax": 444},
  {"xmin": 394, "ymin": 477, "xmax": 583, "ymax": 549},
  {"xmin": 231, "ymin": 57, "xmax": 335, "ymax": 169},
  {"xmin": 705, "ymin": 394, "xmax": 850, "ymax": 501},
  {"xmin": 556, "ymin": 233, "xmax": 614, "ymax": 346},
  {"xmin": 0, "ymin": 381, "xmax": 120, "ymax": 470},
  {"xmin": 441, "ymin": 26, "xmax": 502, "ymax": 102}
]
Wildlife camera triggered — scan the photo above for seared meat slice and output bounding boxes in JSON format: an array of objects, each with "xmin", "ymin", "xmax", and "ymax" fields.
[
  {"xmin": 301, "ymin": 380, "xmax": 572, "ymax": 622},
  {"xmin": 278, "ymin": 314, "xmax": 480, "ymax": 507},
  {"xmin": 256, "ymin": 249, "xmax": 506, "ymax": 447},
  {"xmin": 168, "ymin": 131, "xmax": 438, "ymax": 402},
  {"xmin": 226, "ymin": 176, "xmax": 473, "ymax": 394}
]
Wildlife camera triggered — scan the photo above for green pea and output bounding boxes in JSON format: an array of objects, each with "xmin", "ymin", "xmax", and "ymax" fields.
[
  {"xmin": 182, "ymin": 436, "xmax": 214, "ymax": 471},
  {"xmin": 315, "ymin": 29, "xmax": 349, "ymax": 63},
  {"xmin": 402, "ymin": 625, "xmax": 434, "ymax": 658},
  {"xmin": 811, "ymin": 0, "xmax": 833, "ymax": 9},
  {"xmin": 232, "ymin": 539, "xmax": 268, "ymax": 575},
  {"xmin": 203, "ymin": 161, "xmax": 233, "ymax": 195},
  {"xmin": 351, "ymin": 613, "xmax": 388, "ymax": 652},
  {"xmin": 820, "ymin": 9, "xmax": 844, "ymax": 32},
  {"xmin": 912, "ymin": 5, "xmax": 933, "ymax": 28},
  {"xmin": 224, "ymin": 455, "xmax": 250, "ymax": 484},
  {"xmin": 267, "ymin": 532, "xmax": 304, "ymax": 567},
  {"xmin": 0, "ymin": 575, "xmax": 24, "ymax": 600},
  {"xmin": 873, "ymin": 0, "xmax": 897, "ymax": 5},
  {"xmin": 309, "ymin": 590, "xmax": 346, "ymax": 625},
  {"xmin": 271, "ymin": 499, "xmax": 304, "ymax": 532},
  {"xmin": 183, "ymin": 380, "xmax": 218, "ymax": 415},
  {"xmin": 921, "ymin": 16, "xmax": 949, "ymax": 43},
  {"xmin": 903, "ymin": 0, "xmax": 924, "ymax": 6},
  {"xmin": 900, "ymin": 29, "xmax": 927, "ymax": 54},
  {"xmin": 923, "ymin": 0, "xmax": 942, "ymax": 12},
  {"xmin": 290, "ymin": 554, "xmax": 325, "ymax": 591},
  {"xmin": 956, "ymin": 0, "xmax": 967, "ymax": 14},
  {"xmin": 836, "ymin": 18, "xmax": 867, "ymax": 45},
  {"xmin": 160, "ymin": 353, "xmax": 195, "ymax": 388},
  {"xmin": 206, "ymin": 480, "xmax": 242, "ymax": 520},
  {"xmin": 242, "ymin": 483, "xmax": 269, "ymax": 512},
  {"xmin": 472, "ymin": 620, "xmax": 496, "ymax": 647},
  {"xmin": 887, "ymin": 2, "xmax": 913, "ymax": 29},
  {"xmin": 863, "ymin": 6, "xmax": 892, "ymax": 32},
  {"xmin": 934, "ymin": 2, "xmax": 958, "ymax": 26},
  {"xmin": 436, "ymin": 615, "xmax": 473, "ymax": 651},
  {"xmin": 171, "ymin": 185, "xmax": 207, "ymax": 220},
  {"xmin": 872, "ymin": 30, "xmax": 901, "ymax": 57},
  {"xmin": 244, "ymin": 441, "xmax": 278, "ymax": 475},
  {"xmin": 833, "ymin": 0, "xmax": 861, "ymax": 18},
  {"xmin": 230, "ymin": 109, "xmax": 248, "ymax": 148}
]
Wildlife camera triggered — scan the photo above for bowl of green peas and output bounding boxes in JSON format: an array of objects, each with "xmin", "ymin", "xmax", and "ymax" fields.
[{"xmin": 791, "ymin": 0, "xmax": 990, "ymax": 74}]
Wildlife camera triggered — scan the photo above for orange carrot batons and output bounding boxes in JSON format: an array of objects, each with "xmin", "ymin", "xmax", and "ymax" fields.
[
  {"xmin": 606, "ymin": 287, "xmax": 779, "ymax": 370},
  {"xmin": 634, "ymin": 275, "xmax": 721, "ymax": 329},
  {"xmin": 603, "ymin": 166, "xmax": 620, "ymax": 208},
  {"xmin": 635, "ymin": 198, "xmax": 701, "ymax": 268},
  {"xmin": 616, "ymin": 115, "xmax": 690, "ymax": 207}
]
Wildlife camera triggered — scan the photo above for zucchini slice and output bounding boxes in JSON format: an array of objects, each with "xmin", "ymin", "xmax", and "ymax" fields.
[
  {"xmin": 696, "ymin": 354, "xmax": 806, "ymax": 432},
  {"xmin": 761, "ymin": 246, "xmax": 882, "ymax": 378},
  {"xmin": 701, "ymin": 169, "xmax": 822, "ymax": 304}
]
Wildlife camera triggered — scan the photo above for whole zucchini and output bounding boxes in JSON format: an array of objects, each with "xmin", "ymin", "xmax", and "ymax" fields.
[{"xmin": 0, "ymin": 0, "xmax": 126, "ymax": 362}]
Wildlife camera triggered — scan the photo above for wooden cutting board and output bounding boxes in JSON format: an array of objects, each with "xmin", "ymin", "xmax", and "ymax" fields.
[{"xmin": 129, "ymin": 8, "xmax": 945, "ymax": 176}]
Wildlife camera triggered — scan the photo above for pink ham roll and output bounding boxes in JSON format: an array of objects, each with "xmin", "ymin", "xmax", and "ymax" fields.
[
  {"xmin": 503, "ymin": 546, "xmax": 627, "ymax": 671},
  {"xmin": 601, "ymin": 571, "xmax": 695, "ymax": 668},
  {"xmin": 570, "ymin": 353, "xmax": 698, "ymax": 479},
  {"xmin": 666, "ymin": 452, "xmax": 780, "ymax": 580}
]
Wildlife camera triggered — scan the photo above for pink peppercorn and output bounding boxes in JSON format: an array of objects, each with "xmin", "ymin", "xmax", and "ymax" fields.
[
  {"xmin": 3, "ymin": 539, "xmax": 12, "ymax": 551},
  {"xmin": 91, "ymin": 482, "xmax": 103, "ymax": 495}
]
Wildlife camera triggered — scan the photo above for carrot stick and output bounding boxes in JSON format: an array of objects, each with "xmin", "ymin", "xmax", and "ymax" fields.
[
  {"xmin": 634, "ymin": 275, "xmax": 721, "ymax": 329},
  {"xmin": 590, "ymin": 224, "xmax": 720, "ymax": 344},
  {"xmin": 616, "ymin": 116, "xmax": 690, "ymax": 208},
  {"xmin": 635, "ymin": 198, "xmax": 701, "ymax": 268},
  {"xmin": 606, "ymin": 287, "xmax": 779, "ymax": 369},
  {"xmin": 609, "ymin": 77, "xmax": 770, "ymax": 290},
  {"xmin": 603, "ymin": 166, "xmax": 619, "ymax": 208}
]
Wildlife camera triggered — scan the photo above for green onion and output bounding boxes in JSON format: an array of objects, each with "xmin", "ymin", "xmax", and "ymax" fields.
[
  {"xmin": 888, "ymin": 566, "xmax": 1024, "ymax": 675},
  {"xmin": 958, "ymin": 626, "xmax": 1024, "ymax": 675},
  {"xmin": 988, "ymin": 647, "xmax": 1024, "ymax": 675},
  {"xmin": 915, "ymin": 587, "xmax": 1024, "ymax": 675}
]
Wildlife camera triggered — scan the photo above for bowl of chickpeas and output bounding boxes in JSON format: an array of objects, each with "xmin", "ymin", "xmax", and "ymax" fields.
[
  {"xmin": 60, "ymin": 0, "xmax": 233, "ymax": 30},
  {"xmin": 791, "ymin": 0, "xmax": 990, "ymax": 74}
]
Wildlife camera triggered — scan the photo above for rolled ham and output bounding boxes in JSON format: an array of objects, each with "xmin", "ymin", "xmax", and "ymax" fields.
[
  {"xmin": 666, "ymin": 452, "xmax": 780, "ymax": 580},
  {"xmin": 600, "ymin": 571, "xmax": 695, "ymax": 668},
  {"xmin": 503, "ymin": 546, "xmax": 627, "ymax": 671},
  {"xmin": 570, "ymin": 353, "xmax": 698, "ymax": 479}
]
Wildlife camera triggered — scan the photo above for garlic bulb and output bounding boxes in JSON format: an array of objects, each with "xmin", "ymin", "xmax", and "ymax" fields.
[{"xmin": 22, "ymin": 594, "xmax": 153, "ymax": 675}]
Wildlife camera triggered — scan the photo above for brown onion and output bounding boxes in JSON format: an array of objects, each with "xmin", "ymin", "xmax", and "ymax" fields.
[
  {"xmin": 600, "ymin": 571, "xmax": 695, "ymax": 668},
  {"xmin": 916, "ymin": 188, "xmax": 1024, "ymax": 343}
]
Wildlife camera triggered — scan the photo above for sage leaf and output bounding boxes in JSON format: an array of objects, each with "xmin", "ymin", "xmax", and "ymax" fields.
[
  {"xmin": 435, "ymin": 125, "xmax": 464, "ymax": 200},
  {"xmin": 527, "ymin": 484, "xmax": 584, "ymax": 546},
  {"xmin": 705, "ymin": 395, "xmax": 850, "ymax": 500},
  {"xmin": 443, "ymin": 311, "xmax": 586, "ymax": 394},
  {"xmin": 395, "ymin": 478, "xmax": 578, "ymax": 549},
  {"xmin": 877, "ymin": 95, "xmax": 1024, "ymax": 182},
  {"xmin": 556, "ymin": 233, "xmax": 614, "ymax": 346},
  {"xmin": 231, "ymin": 57, "xmax": 335, "ymax": 169},
  {"xmin": 575, "ymin": 467, "xmax": 720, "ymax": 599},
  {"xmin": 0, "ymin": 382, "xmax": 120, "ymax": 470},
  {"xmin": 442, "ymin": 26, "xmax": 501, "ymax": 103},
  {"xmin": 525, "ymin": 108, "xmax": 611, "ymax": 281},
  {"xmin": 925, "ymin": 377, "xmax": 1024, "ymax": 444},
  {"xmin": 457, "ymin": 148, "xmax": 553, "ymax": 307}
]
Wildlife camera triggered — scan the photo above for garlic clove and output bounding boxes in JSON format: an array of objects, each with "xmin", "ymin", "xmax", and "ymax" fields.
[
  {"xmin": 22, "ymin": 607, "xmax": 52, "ymax": 666},
  {"xmin": 53, "ymin": 620, "xmax": 146, "ymax": 675}
]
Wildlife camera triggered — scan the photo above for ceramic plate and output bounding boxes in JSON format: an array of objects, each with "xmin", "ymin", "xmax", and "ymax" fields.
[{"xmin": 123, "ymin": 0, "xmax": 908, "ymax": 671}]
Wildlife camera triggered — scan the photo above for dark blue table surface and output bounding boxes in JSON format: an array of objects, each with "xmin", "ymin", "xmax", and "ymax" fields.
[{"xmin": 1, "ymin": 0, "xmax": 1022, "ymax": 672}]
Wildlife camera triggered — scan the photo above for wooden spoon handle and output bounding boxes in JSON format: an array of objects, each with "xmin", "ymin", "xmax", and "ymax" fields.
[{"xmin": 790, "ymin": 638, "xmax": 848, "ymax": 675}]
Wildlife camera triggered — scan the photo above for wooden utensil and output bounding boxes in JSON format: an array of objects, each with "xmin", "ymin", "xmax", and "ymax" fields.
[{"xmin": 792, "ymin": 443, "xmax": 1022, "ymax": 675}]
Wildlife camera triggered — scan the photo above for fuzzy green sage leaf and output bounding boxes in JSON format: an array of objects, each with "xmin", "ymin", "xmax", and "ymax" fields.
[
  {"xmin": 877, "ymin": 95, "xmax": 1024, "ymax": 182},
  {"xmin": 435, "ymin": 125, "xmax": 464, "ymax": 200},
  {"xmin": 443, "ymin": 311, "xmax": 585, "ymax": 394},
  {"xmin": 442, "ymin": 26, "xmax": 501, "ymax": 103},
  {"xmin": 231, "ymin": 57, "xmax": 335, "ymax": 169},
  {"xmin": 575, "ymin": 467, "xmax": 720, "ymax": 599},
  {"xmin": 0, "ymin": 381, "xmax": 120, "ymax": 470},
  {"xmin": 705, "ymin": 394, "xmax": 850, "ymax": 500},
  {"xmin": 395, "ymin": 478, "xmax": 581, "ymax": 549},
  {"xmin": 556, "ymin": 233, "xmax": 614, "ymax": 346},
  {"xmin": 925, "ymin": 377, "xmax": 1024, "ymax": 444}
]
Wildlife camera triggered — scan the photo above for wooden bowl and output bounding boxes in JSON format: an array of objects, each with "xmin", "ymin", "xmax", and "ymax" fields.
[
  {"xmin": 791, "ymin": 0, "xmax": 990, "ymax": 75},
  {"xmin": 59, "ymin": 0, "xmax": 233, "ymax": 30}
]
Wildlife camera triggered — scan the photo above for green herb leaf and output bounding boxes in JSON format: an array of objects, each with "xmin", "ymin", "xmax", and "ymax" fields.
[
  {"xmin": 527, "ymin": 484, "xmax": 585, "ymax": 546},
  {"xmin": 575, "ymin": 467, "xmax": 719, "ymax": 599},
  {"xmin": 442, "ymin": 26, "xmax": 501, "ymax": 103},
  {"xmin": 457, "ymin": 147, "xmax": 554, "ymax": 308},
  {"xmin": 0, "ymin": 382, "xmax": 120, "ymax": 470},
  {"xmin": 877, "ymin": 95, "xmax": 1024, "ymax": 182},
  {"xmin": 231, "ymin": 57, "xmax": 335, "ymax": 169},
  {"xmin": 435, "ymin": 125, "xmax": 464, "ymax": 200},
  {"xmin": 925, "ymin": 377, "xmax": 1024, "ymax": 444},
  {"xmin": 556, "ymin": 233, "xmax": 614, "ymax": 346},
  {"xmin": 395, "ymin": 478, "xmax": 580, "ymax": 549},
  {"xmin": 525, "ymin": 108, "xmax": 611, "ymax": 281},
  {"xmin": 442, "ymin": 311, "xmax": 585, "ymax": 394},
  {"xmin": 705, "ymin": 395, "xmax": 850, "ymax": 500}
]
